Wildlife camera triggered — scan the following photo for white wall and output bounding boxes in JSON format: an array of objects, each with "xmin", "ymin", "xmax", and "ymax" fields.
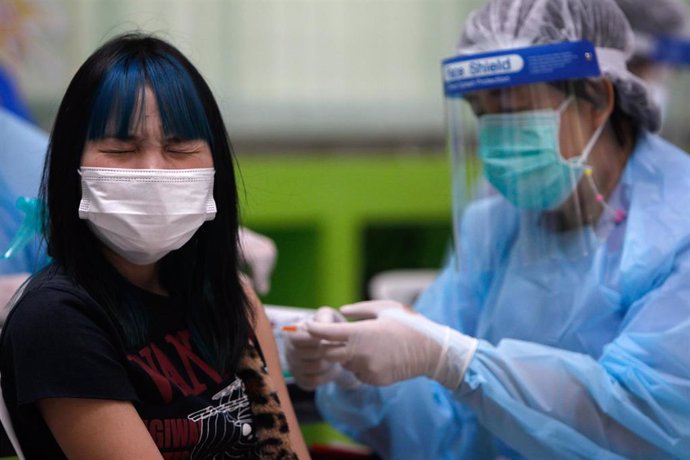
[{"xmin": 13, "ymin": 0, "xmax": 484, "ymax": 145}]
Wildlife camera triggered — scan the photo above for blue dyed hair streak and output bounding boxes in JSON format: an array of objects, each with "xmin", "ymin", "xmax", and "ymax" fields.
[{"xmin": 86, "ymin": 44, "xmax": 213, "ymax": 145}]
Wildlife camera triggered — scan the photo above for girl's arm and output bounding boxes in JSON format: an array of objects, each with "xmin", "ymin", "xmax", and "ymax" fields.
[
  {"xmin": 37, "ymin": 398, "xmax": 163, "ymax": 460},
  {"xmin": 245, "ymin": 284, "xmax": 311, "ymax": 459}
]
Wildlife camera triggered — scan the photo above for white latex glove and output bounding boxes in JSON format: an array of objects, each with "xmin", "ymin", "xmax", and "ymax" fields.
[
  {"xmin": 0, "ymin": 272, "xmax": 29, "ymax": 325},
  {"xmin": 306, "ymin": 300, "xmax": 478, "ymax": 389},
  {"xmin": 238, "ymin": 227, "xmax": 277, "ymax": 295},
  {"xmin": 284, "ymin": 306, "xmax": 360, "ymax": 391}
]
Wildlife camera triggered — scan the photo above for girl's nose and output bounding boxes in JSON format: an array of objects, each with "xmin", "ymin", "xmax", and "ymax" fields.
[{"xmin": 137, "ymin": 147, "xmax": 169, "ymax": 169}]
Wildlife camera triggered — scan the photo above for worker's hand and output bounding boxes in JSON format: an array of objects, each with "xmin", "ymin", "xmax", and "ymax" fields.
[
  {"xmin": 306, "ymin": 300, "xmax": 478, "ymax": 389},
  {"xmin": 238, "ymin": 227, "xmax": 277, "ymax": 295},
  {"xmin": 284, "ymin": 306, "xmax": 360, "ymax": 391}
]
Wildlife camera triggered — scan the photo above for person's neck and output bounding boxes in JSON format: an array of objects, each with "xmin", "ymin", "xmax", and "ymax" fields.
[{"xmin": 102, "ymin": 247, "xmax": 167, "ymax": 296}]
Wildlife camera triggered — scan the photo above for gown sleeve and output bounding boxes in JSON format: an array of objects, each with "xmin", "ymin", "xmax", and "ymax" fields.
[{"xmin": 456, "ymin": 244, "xmax": 690, "ymax": 459}]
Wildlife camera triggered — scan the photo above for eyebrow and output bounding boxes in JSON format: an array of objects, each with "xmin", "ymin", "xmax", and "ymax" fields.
[
  {"xmin": 98, "ymin": 135, "xmax": 201, "ymax": 143},
  {"xmin": 165, "ymin": 136, "xmax": 199, "ymax": 143},
  {"xmin": 98, "ymin": 135, "xmax": 139, "ymax": 142}
]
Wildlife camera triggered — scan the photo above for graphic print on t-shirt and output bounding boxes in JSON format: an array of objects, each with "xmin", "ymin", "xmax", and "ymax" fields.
[
  {"xmin": 128, "ymin": 329, "xmax": 257, "ymax": 459},
  {"xmin": 187, "ymin": 377, "xmax": 255, "ymax": 458},
  {"xmin": 128, "ymin": 329, "xmax": 223, "ymax": 404}
]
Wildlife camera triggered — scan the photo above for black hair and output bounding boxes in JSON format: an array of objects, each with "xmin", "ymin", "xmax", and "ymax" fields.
[{"xmin": 40, "ymin": 32, "xmax": 251, "ymax": 374}]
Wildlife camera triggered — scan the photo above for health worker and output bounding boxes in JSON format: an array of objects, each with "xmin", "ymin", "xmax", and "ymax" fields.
[{"xmin": 284, "ymin": 0, "xmax": 690, "ymax": 458}]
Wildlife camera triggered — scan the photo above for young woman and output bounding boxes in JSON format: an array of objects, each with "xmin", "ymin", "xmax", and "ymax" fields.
[{"xmin": 0, "ymin": 33, "xmax": 309, "ymax": 459}]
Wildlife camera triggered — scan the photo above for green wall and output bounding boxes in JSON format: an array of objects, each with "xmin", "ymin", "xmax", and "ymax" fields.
[{"xmin": 236, "ymin": 151, "xmax": 453, "ymax": 308}]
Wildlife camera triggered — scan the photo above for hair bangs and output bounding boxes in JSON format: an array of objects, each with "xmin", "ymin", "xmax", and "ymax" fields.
[
  {"xmin": 87, "ymin": 57, "xmax": 147, "ymax": 140},
  {"xmin": 146, "ymin": 57, "xmax": 213, "ymax": 143},
  {"xmin": 86, "ymin": 52, "xmax": 213, "ymax": 143}
]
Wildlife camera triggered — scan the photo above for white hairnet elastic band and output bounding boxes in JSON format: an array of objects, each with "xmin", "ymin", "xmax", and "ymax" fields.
[
  {"xmin": 595, "ymin": 47, "xmax": 629, "ymax": 74},
  {"xmin": 631, "ymin": 34, "xmax": 656, "ymax": 59}
]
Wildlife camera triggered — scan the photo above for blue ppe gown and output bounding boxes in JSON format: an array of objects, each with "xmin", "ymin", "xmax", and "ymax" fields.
[
  {"xmin": 316, "ymin": 132, "xmax": 690, "ymax": 459},
  {"xmin": 0, "ymin": 107, "xmax": 48, "ymax": 275}
]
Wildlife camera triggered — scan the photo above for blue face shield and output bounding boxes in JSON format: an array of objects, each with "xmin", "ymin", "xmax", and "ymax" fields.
[{"xmin": 478, "ymin": 97, "xmax": 605, "ymax": 210}]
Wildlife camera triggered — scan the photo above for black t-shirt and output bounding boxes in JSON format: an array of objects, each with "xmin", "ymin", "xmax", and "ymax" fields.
[{"xmin": 0, "ymin": 266, "xmax": 259, "ymax": 459}]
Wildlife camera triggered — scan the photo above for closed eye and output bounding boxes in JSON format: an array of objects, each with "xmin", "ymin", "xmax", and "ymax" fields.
[
  {"xmin": 96, "ymin": 138, "xmax": 137, "ymax": 154},
  {"xmin": 98, "ymin": 148, "xmax": 137, "ymax": 154},
  {"xmin": 165, "ymin": 140, "xmax": 206, "ymax": 154}
]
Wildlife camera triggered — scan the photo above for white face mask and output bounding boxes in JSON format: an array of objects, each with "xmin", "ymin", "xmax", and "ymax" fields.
[{"xmin": 78, "ymin": 167, "xmax": 216, "ymax": 265}]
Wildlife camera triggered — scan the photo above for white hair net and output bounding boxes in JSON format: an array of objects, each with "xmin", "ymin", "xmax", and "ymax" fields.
[{"xmin": 458, "ymin": 0, "xmax": 661, "ymax": 132}]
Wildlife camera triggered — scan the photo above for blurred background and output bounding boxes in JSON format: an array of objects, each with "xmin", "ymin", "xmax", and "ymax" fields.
[
  {"xmin": 3, "ymin": 0, "xmax": 488, "ymax": 311},
  {"xmin": 10, "ymin": 0, "xmax": 690, "ymax": 313},
  {"xmin": 10, "ymin": 0, "xmax": 478, "ymax": 146},
  {"xmin": 7, "ymin": 0, "xmax": 690, "ymax": 318}
]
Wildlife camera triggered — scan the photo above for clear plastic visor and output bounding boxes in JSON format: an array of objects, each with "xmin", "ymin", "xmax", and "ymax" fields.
[{"xmin": 447, "ymin": 79, "xmax": 624, "ymax": 274}]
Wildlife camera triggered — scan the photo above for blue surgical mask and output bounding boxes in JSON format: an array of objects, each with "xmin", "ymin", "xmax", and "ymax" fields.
[{"xmin": 478, "ymin": 97, "xmax": 604, "ymax": 210}]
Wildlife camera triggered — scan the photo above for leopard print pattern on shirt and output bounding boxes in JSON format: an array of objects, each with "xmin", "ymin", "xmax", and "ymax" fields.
[{"xmin": 238, "ymin": 343, "xmax": 298, "ymax": 459}]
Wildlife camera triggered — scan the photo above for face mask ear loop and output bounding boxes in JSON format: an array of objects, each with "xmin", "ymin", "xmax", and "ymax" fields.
[
  {"xmin": 583, "ymin": 167, "xmax": 627, "ymax": 224},
  {"xmin": 573, "ymin": 120, "xmax": 606, "ymax": 167},
  {"xmin": 557, "ymin": 96, "xmax": 575, "ymax": 114},
  {"xmin": 562, "ymin": 100, "xmax": 624, "ymax": 224},
  {"xmin": 556, "ymin": 96, "xmax": 587, "ymax": 167},
  {"xmin": 580, "ymin": 120, "xmax": 625, "ymax": 223},
  {"xmin": 557, "ymin": 93, "xmax": 605, "ymax": 168}
]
